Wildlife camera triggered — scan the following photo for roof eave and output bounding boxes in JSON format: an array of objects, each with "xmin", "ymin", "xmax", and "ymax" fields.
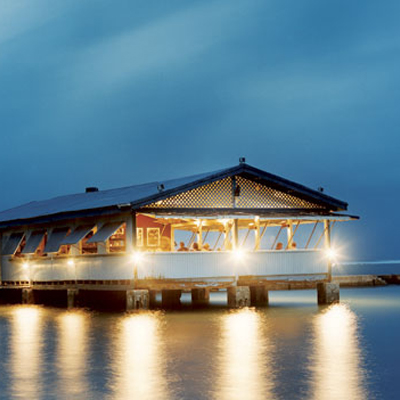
[{"xmin": 0, "ymin": 205, "xmax": 131, "ymax": 230}]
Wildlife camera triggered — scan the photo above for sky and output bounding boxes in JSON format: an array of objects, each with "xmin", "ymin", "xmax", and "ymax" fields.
[{"xmin": 0, "ymin": 0, "xmax": 399, "ymax": 261}]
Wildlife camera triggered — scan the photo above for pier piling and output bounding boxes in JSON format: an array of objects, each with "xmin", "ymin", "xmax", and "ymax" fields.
[
  {"xmin": 317, "ymin": 282, "xmax": 340, "ymax": 305},
  {"xmin": 126, "ymin": 290, "xmax": 149, "ymax": 311},
  {"xmin": 227, "ymin": 286, "xmax": 251, "ymax": 308}
]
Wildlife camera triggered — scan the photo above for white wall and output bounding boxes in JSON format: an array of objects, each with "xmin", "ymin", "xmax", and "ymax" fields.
[{"xmin": 1, "ymin": 250, "xmax": 327, "ymax": 282}]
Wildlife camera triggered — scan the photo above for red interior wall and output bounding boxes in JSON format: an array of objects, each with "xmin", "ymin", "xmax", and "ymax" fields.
[{"xmin": 136, "ymin": 214, "xmax": 171, "ymax": 248}]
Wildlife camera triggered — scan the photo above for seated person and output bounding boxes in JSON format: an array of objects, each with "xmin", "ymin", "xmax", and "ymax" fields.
[
  {"xmin": 290, "ymin": 242, "xmax": 297, "ymax": 250},
  {"xmin": 203, "ymin": 243, "xmax": 211, "ymax": 251},
  {"xmin": 177, "ymin": 241, "xmax": 189, "ymax": 252},
  {"xmin": 275, "ymin": 242, "xmax": 283, "ymax": 250},
  {"xmin": 191, "ymin": 242, "xmax": 200, "ymax": 251}
]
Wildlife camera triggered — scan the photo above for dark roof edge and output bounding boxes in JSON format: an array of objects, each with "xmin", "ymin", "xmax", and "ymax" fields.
[{"xmin": 0, "ymin": 206, "xmax": 130, "ymax": 230}]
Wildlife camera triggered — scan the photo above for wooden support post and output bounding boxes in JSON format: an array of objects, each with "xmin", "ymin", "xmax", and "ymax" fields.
[
  {"xmin": 126, "ymin": 289, "xmax": 149, "ymax": 311},
  {"xmin": 191, "ymin": 288, "xmax": 210, "ymax": 307},
  {"xmin": 254, "ymin": 216, "xmax": 260, "ymax": 250},
  {"xmin": 162, "ymin": 290, "xmax": 181, "ymax": 308},
  {"xmin": 232, "ymin": 219, "xmax": 239, "ymax": 250},
  {"xmin": 286, "ymin": 219, "xmax": 293, "ymax": 248},
  {"xmin": 170, "ymin": 226, "xmax": 175, "ymax": 251},
  {"xmin": 67, "ymin": 289, "xmax": 79, "ymax": 309},
  {"xmin": 317, "ymin": 282, "xmax": 339, "ymax": 304},
  {"xmin": 324, "ymin": 220, "xmax": 332, "ymax": 281},
  {"xmin": 250, "ymin": 286, "xmax": 269, "ymax": 306},
  {"xmin": 197, "ymin": 220, "xmax": 203, "ymax": 250},
  {"xmin": 227, "ymin": 286, "xmax": 250, "ymax": 308},
  {"xmin": 22, "ymin": 288, "xmax": 34, "ymax": 304}
]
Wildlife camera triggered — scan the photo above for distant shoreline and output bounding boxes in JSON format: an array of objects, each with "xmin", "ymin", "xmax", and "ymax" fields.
[{"xmin": 338, "ymin": 260, "xmax": 400, "ymax": 266}]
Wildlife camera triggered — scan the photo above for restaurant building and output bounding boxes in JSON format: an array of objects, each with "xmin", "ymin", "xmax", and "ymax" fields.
[{"xmin": 0, "ymin": 160, "xmax": 357, "ymax": 309}]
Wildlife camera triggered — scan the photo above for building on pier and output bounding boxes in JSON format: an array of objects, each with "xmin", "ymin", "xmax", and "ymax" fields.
[{"xmin": 0, "ymin": 161, "xmax": 358, "ymax": 308}]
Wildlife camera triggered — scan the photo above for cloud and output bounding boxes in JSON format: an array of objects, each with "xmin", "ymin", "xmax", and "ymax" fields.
[
  {"xmin": 0, "ymin": 0, "xmax": 72, "ymax": 45},
  {"xmin": 64, "ymin": 1, "xmax": 257, "ymax": 97}
]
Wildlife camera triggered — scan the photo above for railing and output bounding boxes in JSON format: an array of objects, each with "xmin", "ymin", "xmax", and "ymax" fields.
[
  {"xmin": 138, "ymin": 250, "xmax": 328, "ymax": 280},
  {"xmin": 1, "ymin": 250, "xmax": 328, "ymax": 282}
]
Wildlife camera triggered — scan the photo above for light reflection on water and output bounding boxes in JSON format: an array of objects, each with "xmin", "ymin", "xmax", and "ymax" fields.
[
  {"xmin": 309, "ymin": 304, "xmax": 366, "ymax": 400},
  {"xmin": 1, "ymin": 287, "xmax": 397, "ymax": 399},
  {"xmin": 218, "ymin": 309, "xmax": 274, "ymax": 400},
  {"xmin": 10, "ymin": 307, "xmax": 44, "ymax": 400},
  {"xmin": 56, "ymin": 311, "xmax": 90, "ymax": 398},
  {"xmin": 108, "ymin": 313, "xmax": 167, "ymax": 400}
]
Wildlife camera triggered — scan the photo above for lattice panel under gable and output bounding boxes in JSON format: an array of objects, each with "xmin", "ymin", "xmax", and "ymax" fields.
[
  {"xmin": 144, "ymin": 175, "xmax": 324, "ymax": 209},
  {"xmin": 144, "ymin": 177, "xmax": 233, "ymax": 208},
  {"xmin": 235, "ymin": 176, "xmax": 324, "ymax": 209}
]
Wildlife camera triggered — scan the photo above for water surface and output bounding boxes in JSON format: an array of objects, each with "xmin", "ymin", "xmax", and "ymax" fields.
[{"xmin": 0, "ymin": 286, "xmax": 399, "ymax": 399}]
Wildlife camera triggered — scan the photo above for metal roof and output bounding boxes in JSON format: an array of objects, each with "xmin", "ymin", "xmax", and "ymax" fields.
[{"xmin": 0, "ymin": 163, "xmax": 348, "ymax": 228}]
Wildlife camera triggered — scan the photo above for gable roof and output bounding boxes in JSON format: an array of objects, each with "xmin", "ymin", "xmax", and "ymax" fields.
[{"xmin": 0, "ymin": 163, "xmax": 348, "ymax": 228}]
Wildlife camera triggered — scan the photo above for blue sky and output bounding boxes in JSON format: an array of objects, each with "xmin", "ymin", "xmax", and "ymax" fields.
[{"xmin": 0, "ymin": 0, "xmax": 399, "ymax": 261}]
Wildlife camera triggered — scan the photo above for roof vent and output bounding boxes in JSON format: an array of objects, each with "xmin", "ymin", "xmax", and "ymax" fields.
[
  {"xmin": 318, "ymin": 186, "xmax": 324, "ymax": 193},
  {"xmin": 85, "ymin": 187, "xmax": 99, "ymax": 193},
  {"xmin": 157, "ymin": 184, "xmax": 165, "ymax": 192},
  {"xmin": 239, "ymin": 157, "xmax": 246, "ymax": 164}
]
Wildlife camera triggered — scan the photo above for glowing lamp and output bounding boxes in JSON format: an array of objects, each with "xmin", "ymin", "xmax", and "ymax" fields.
[
  {"xmin": 67, "ymin": 259, "xmax": 75, "ymax": 267},
  {"xmin": 22, "ymin": 262, "xmax": 29, "ymax": 270},
  {"xmin": 131, "ymin": 252, "xmax": 144, "ymax": 264},
  {"xmin": 232, "ymin": 248, "xmax": 246, "ymax": 261},
  {"xmin": 326, "ymin": 248, "xmax": 337, "ymax": 262}
]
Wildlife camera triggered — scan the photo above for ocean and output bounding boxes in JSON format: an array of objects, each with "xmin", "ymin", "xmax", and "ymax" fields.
[{"xmin": 0, "ymin": 283, "xmax": 399, "ymax": 399}]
